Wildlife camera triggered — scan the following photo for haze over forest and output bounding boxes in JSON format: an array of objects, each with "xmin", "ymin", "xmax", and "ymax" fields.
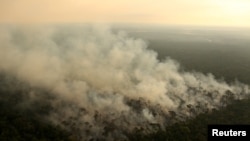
[{"xmin": 0, "ymin": 1, "xmax": 250, "ymax": 141}]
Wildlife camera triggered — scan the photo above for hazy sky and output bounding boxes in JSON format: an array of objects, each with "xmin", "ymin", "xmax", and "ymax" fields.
[{"xmin": 1, "ymin": 0, "xmax": 250, "ymax": 26}]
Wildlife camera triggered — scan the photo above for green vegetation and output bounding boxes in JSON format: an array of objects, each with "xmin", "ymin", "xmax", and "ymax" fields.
[
  {"xmin": 1, "ymin": 27, "xmax": 250, "ymax": 140},
  {"xmin": 0, "ymin": 74, "xmax": 76, "ymax": 141},
  {"xmin": 127, "ymin": 98, "xmax": 250, "ymax": 141},
  {"xmin": 125, "ymin": 27, "xmax": 250, "ymax": 140},
  {"xmin": 1, "ymin": 73, "xmax": 250, "ymax": 141},
  {"xmin": 129, "ymin": 28, "xmax": 250, "ymax": 84}
]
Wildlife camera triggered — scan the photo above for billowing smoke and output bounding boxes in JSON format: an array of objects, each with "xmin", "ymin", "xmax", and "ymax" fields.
[{"xmin": 0, "ymin": 25, "xmax": 249, "ymax": 140}]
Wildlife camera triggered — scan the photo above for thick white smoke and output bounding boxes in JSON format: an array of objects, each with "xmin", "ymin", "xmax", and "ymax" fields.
[{"xmin": 0, "ymin": 25, "xmax": 249, "ymax": 140}]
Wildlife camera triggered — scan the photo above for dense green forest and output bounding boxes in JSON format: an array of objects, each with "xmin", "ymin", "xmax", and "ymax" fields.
[
  {"xmin": 1, "ymin": 26, "xmax": 250, "ymax": 141},
  {"xmin": 127, "ymin": 98, "xmax": 250, "ymax": 141},
  {"xmin": 1, "ymin": 73, "xmax": 250, "ymax": 141},
  {"xmin": 0, "ymin": 74, "xmax": 75, "ymax": 141}
]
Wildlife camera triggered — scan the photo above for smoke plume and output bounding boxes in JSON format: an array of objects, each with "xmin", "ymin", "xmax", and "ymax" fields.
[{"xmin": 0, "ymin": 25, "xmax": 249, "ymax": 140}]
